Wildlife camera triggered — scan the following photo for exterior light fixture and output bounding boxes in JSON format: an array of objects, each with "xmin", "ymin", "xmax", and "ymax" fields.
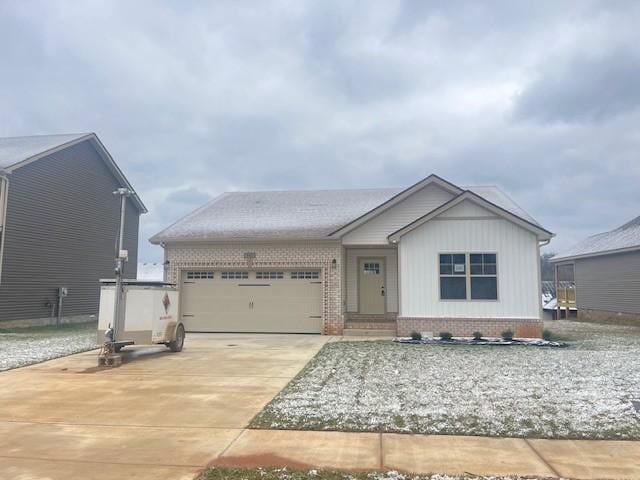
[{"xmin": 331, "ymin": 258, "xmax": 337, "ymax": 270}]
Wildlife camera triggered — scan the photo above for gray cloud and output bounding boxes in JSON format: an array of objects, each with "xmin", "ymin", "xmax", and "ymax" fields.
[
  {"xmin": 0, "ymin": 0, "xmax": 638, "ymax": 261},
  {"xmin": 514, "ymin": 49, "xmax": 640, "ymax": 123}
]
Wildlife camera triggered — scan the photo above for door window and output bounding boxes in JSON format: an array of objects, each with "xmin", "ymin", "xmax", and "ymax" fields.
[{"xmin": 363, "ymin": 262, "xmax": 380, "ymax": 275}]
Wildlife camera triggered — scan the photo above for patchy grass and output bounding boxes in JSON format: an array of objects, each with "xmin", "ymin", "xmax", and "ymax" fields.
[
  {"xmin": 201, "ymin": 467, "xmax": 548, "ymax": 480},
  {"xmin": 0, "ymin": 321, "xmax": 98, "ymax": 371},
  {"xmin": 251, "ymin": 321, "xmax": 640, "ymax": 439}
]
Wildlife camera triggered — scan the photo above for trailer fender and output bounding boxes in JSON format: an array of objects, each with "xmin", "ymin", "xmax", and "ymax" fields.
[{"xmin": 164, "ymin": 321, "xmax": 179, "ymax": 341}]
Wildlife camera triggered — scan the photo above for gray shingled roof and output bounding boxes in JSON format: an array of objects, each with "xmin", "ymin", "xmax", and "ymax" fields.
[
  {"xmin": 0, "ymin": 133, "xmax": 89, "ymax": 169},
  {"xmin": 150, "ymin": 184, "xmax": 541, "ymax": 243},
  {"xmin": 464, "ymin": 185, "xmax": 539, "ymax": 225},
  {"xmin": 553, "ymin": 216, "xmax": 640, "ymax": 261}
]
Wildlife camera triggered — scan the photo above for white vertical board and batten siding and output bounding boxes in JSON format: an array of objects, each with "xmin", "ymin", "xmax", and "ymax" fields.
[
  {"xmin": 345, "ymin": 248, "xmax": 398, "ymax": 312},
  {"xmin": 342, "ymin": 184, "xmax": 454, "ymax": 245},
  {"xmin": 399, "ymin": 201, "xmax": 540, "ymax": 319}
]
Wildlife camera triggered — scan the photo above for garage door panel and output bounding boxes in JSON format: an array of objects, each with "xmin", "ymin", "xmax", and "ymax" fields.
[{"xmin": 180, "ymin": 270, "xmax": 322, "ymax": 333}]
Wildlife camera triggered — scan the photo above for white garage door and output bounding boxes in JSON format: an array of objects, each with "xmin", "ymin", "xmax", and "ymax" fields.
[{"xmin": 180, "ymin": 270, "xmax": 323, "ymax": 333}]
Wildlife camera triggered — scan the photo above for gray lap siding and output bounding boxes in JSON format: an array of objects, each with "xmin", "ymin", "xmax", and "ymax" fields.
[
  {"xmin": 575, "ymin": 250, "xmax": 640, "ymax": 315},
  {"xmin": 0, "ymin": 141, "xmax": 139, "ymax": 324}
]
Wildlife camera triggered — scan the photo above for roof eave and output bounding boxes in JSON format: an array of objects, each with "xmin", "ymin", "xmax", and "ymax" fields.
[
  {"xmin": 151, "ymin": 236, "xmax": 341, "ymax": 245},
  {"xmin": 550, "ymin": 245, "xmax": 640, "ymax": 263},
  {"xmin": 328, "ymin": 174, "xmax": 464, "ymax": 238},
  {"xmin": 388, "ymin": 190, "xmax": 554, "ymax": 242},
  {"xmin": 4, "ymin": 133, "xmax": 148, "ymax": 214}
]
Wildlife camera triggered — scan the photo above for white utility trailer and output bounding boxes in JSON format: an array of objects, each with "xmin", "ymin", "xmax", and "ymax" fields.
[{"xmin": 98, "ymin": 279, "xmax": 184, "ymax": 353}]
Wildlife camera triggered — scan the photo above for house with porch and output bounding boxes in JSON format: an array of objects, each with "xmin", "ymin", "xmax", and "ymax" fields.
[{"xmin": 150, "ymin": 175, "xmax": 552, "ymax": 337}]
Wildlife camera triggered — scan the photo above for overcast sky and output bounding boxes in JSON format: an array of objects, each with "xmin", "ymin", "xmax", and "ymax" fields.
[{"xmin": 1, "ymin": 0, "xmax": 639, "ymax": 262}]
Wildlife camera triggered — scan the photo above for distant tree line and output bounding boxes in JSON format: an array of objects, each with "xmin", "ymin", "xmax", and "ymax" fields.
[{"xmin": 540, "ymin": 252, "xmax": 556, "ymax": 281}]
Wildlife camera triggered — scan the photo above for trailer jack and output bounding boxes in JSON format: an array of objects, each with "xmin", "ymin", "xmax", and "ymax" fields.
[{"xmin": 97, "ymin": 327, "xmax": 133, "ymax": 367}]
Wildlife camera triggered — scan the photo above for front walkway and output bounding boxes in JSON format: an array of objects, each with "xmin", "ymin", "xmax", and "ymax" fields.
[{"xmin": 0, "ymin": 333, "xmax": 638, "ymax": 480}]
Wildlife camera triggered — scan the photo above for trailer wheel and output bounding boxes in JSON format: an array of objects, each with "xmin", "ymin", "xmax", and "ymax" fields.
[{"xmin": 169, "ymin": 324, "xmax": 185, "ymax": 352}]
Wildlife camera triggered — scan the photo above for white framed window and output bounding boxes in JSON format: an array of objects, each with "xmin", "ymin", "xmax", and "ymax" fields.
[
  {"xmin": 470, "ymin": 253, "xmax": 497, "ymax": 300},
  {"xmin": 221, "ymin": 271, "xmax": 248, "ymax": 279},
  {"xmin": 256, "ymin": 271, "xmax": 283, "ymax": 279},
  {"xmin": 186, "ymin": 271, "xmax": 214, "ymax": 280},
  {"xmin": 291, "ymin": 271, "xmax": 320, "ymax": 280},
  {"xmin": 439, "ymin": 253, "xmax": 498, "ymax": 300},
  {"xmin": 439, "ymin": 254, "xmax": 467, "ymax": 300}
]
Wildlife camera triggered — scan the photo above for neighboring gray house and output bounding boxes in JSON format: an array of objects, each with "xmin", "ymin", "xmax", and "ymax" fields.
[
  {"xmin": 0, "ymin": 133, "xmax": 146, "ymax": 327},
  {"xmin": 551, "ymin": 216, "xmax": 640, "ymax": 325}
]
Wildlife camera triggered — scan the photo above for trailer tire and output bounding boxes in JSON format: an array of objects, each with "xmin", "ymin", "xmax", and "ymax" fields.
[{"xmin": 169, "ymin": 324, "xmax": 185, "ymax": 352}]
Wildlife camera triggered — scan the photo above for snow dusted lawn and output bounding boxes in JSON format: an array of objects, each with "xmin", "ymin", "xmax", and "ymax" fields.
[
  {"xmin": 0, "ymin": 322, "xmax": 98, "ymax": 371},
  {"xmin": 251, "ymin": 321, "xmax": 640, "ymax": 439}
]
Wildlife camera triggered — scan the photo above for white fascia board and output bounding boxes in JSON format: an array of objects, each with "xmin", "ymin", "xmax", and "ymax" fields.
[
  {"xmin": 388, "ymin": 191, "xmax": 554, "ymax": 242},
  {"xmin": 328, "ymin": 174, "xmax": 463, "ymax": 238}
]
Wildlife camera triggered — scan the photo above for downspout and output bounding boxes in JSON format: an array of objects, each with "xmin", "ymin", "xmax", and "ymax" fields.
[
  {"xmin": 538, "ymin": 238, "xmax": 551, "ymax": 324},
  {"xmin": 0, "ymin": 171, "xmax": 9, "ymax": 285}
]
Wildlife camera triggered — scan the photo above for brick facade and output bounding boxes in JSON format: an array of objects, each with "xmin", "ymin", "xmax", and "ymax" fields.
[
  {"xmin": 163, "ymin": 242, "xmax": 544, "ymax": 338},
  {"xmin": 164, "ymin": 242, "xmax": 344, "ymax": 335},
  {"xmin": 397, "ymin": 317, "xmax": 543, "ymax": 338}
]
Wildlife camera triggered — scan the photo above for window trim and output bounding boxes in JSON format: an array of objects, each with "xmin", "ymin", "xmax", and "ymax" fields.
[{"xmin": 438, "ymin": 252, "xmax": 499, "ymax": 302}]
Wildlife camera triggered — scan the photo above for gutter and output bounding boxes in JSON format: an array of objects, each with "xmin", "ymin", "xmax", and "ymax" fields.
[{"xmin": 0, "ymin": 170, "xmax": 9, "ymax": 285}]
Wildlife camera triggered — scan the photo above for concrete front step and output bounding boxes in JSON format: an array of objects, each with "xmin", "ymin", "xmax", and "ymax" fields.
[{"xmin": 343, "ymin": 328, "xmax": 396, "ymax": 337}]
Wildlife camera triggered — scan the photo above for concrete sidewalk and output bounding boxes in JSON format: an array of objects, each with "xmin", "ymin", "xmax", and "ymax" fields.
[
  {"xmin": 212, "ymin": 429, "xmax": 640, "ymax": 480},
  {"xmin": 1, "ymin": 334, "xmax": 639, "ymax": 480}
]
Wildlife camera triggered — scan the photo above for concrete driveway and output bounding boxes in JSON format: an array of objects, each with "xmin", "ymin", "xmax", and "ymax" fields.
[{"xmin": 0, "ymin": 333, "xmax": 330, "ymax": 480}]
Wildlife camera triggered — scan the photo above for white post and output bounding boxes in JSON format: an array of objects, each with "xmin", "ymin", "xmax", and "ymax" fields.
[{"xmin": 112, "ymin": 188, "xmax": 131, "ymax": 343}]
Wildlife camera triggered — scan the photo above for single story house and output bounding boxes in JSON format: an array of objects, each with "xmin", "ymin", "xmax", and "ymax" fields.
[
  {"xmin": 150, "ymin": 175, "xmax": 552, "ymax": 337},
  {"xmin": 0, "ymin": 133, "xmax": 146, "ymax": 327},
  {"xmin": 551, "ymin": 215, "xmax": 640, "ymax": 326}
]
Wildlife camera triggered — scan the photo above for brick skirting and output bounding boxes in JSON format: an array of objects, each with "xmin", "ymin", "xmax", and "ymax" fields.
[{"xmin": 397, "ymin": 317, "xmax": 543, "ymax": 338}]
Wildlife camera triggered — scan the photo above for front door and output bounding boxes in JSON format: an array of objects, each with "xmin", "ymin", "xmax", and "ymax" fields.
[{"xmin": 358, "ymin": 258, "xmax": 385, "ymax": 314}]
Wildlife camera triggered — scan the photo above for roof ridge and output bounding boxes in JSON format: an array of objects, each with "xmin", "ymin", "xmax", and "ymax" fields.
[
  {"xmin": 224, "ymin": 186, "xmax": 402, "ymax": 194},
  {"xmin": 0, "ymin": 132, "xmax": 90, "ymax": 140}
]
